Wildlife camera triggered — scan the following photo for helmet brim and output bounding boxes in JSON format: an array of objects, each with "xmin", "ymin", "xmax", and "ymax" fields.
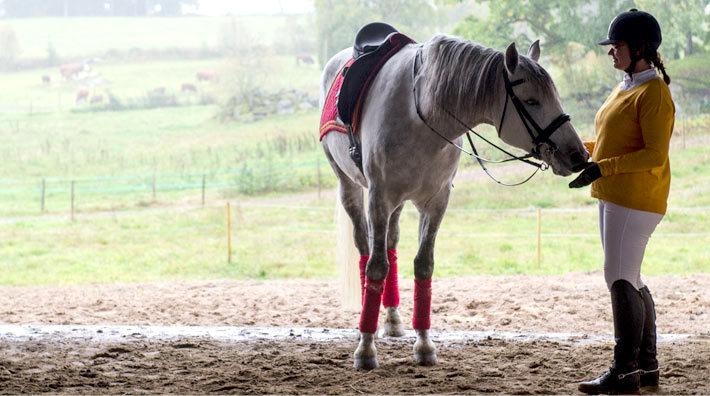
[{"xmin": 597, "ymin": 38, "xmax": 617, "ymax": 45}]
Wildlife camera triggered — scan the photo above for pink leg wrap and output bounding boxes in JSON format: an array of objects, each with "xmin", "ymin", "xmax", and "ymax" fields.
[
  {"xmin": 413, "ymin": 278, "xmax": 432, "ymax": 330},
  {"xmin": 359, "ymin": 278, "xmax": 384, "ymax": 334},
  {"xmin": 382, "ymin": 249, "xmax": 400, "ymax": 307},
  {"xmin": 358, "ymin": 255, "xmax": 369, "ymax": 303}
]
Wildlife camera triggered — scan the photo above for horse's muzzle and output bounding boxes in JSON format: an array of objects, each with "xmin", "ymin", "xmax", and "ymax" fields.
[{"xmin": 570, "ymin": 152, "xmax": 589, "ymax": 173}]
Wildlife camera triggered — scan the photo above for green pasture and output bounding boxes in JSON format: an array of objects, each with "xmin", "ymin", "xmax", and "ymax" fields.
[
  {"xmin": 0, "ymin": 55, "xmax": 321, "ymax": 113},
  {"xmin": 3, "ymin": 15, "xmax": 311, "ymax": 60},
  {"xmin": 0, "ymin": 107, "xmax": 708, "ymax": 285},
  {"xmin": 0, "ymin": 15, "xmax": 708, "ymax": 286},
  {"xmin": 0, "ymin": 196, "xmax": 707, "ymax": 286}
]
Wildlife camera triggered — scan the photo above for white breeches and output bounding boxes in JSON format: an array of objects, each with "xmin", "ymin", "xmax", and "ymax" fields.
[{"xmin": 598, "ymin": 200, "xmax": 663, "ymax": 290}]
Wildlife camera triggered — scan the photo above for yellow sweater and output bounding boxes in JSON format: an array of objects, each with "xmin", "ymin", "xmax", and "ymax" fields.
[{"xmin": 584, "ymin": 77, "xmax": 675, "ymax": 215}]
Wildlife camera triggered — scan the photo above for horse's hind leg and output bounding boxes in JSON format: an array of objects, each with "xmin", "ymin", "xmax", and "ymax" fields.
[
  {"xmin": 411, "ymin": 189, "xmax": 451, "ymax": 366},
  {"xmin": 383, "ymin": 204, "xmax": 405, "ymax": 337}
]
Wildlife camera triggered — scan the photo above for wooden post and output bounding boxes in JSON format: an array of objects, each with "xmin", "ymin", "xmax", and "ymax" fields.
[
  {"xmin": 227, "ymin": 202, "xmax": 232, "ymax": 264},
  {"xmin": 70, "ymin": 180, "xmax": 75, "ymax": 221},
  {"xmin": 152, "ymin": 174, "xmax": 156, "ymax": 201},
  {"xmin": 40, "ymin": 178, "xmax": 46, "ymax": 213},
  {"xmin": 681, "ymin": 115, "xmax": 686, "ymax": 150},
  {"xmin": 317, "ymin": 157, "xmax": 322, "ymax": 199},
  {"xmin": 536, "ymin": 207, "xmax": 541, "ymax": 268},
  {"xmin": 201, "ymin": 174, "xmax": 206, "ymax": 207}
]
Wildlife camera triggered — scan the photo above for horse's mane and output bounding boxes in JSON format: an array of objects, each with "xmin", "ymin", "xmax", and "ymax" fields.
[{"xmin": 422, "ymin": 35, "xmax": 558, "ymax": 122}]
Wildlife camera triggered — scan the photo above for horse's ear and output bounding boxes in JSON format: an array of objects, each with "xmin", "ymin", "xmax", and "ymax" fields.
[
  {"xmin": 528, "ymin": 40, "xmax": 540, "ymax": 62},
  {"xmin": 505, "ymin": 42, "xmax": 518, "ymax": 74}
]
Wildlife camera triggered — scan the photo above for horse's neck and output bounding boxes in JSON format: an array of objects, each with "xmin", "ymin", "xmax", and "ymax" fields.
[{"xmin": 421, "ymin": 42, "xmax": 503, "ymax": 138}]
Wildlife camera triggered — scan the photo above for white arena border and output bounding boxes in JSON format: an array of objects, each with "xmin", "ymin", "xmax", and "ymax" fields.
[{"xmin": 0, "ymin": 324, "xmax": 695, "ymax": 345}]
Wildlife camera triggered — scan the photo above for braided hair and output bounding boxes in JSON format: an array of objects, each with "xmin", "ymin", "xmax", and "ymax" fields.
[
  {"xmin": 647, "ymin": 50, "xmax": 671, "ymax": 85},
  {"xmin": 627, "ymin": 41, "xmax": 671, "ymax": 85}
]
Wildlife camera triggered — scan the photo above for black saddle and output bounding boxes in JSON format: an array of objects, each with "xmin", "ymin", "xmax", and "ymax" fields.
[
  {"xmin": 338, "ymin": 22, "xmax": 413, "ymax": 127},
  {"xmin": 353, "ymin": 22, "xmax": 398, "ymax": 58}
]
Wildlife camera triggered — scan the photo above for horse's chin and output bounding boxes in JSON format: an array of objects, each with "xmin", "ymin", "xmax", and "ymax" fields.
[
  {"xmin": 544, "ymin": 155, "xmax": 573, "ymax": 177},
  {"xmin": 550, "ymin": 166, "xmax": 572, "ymax": 177}
]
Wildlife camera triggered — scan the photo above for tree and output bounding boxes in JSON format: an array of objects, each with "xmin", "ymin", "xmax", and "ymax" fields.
[
  {"xmin": 453, "ymin": 0, "xmax": 709, "ymax": 60},
  {"xmin": 451, "ymin": 0, "xmax": 710, "ymax": 125},
  {"xmin": 634, "ymin": 0, "xmax": 710, "ymax": 58},
  {"xmin": 313, "ymin": 0, "xmax": 447, "ymax": 65},
  {"xmin": 453, "ymin": 0, "xmax": 631, "ymax": 57},
  {"xmin": 0, "ymin": 24, "xmax": 20, "ymax": 68}
]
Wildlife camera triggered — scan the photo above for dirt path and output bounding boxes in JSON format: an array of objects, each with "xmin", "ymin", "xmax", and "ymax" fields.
[{"xmin": 1, "ymin": 273, "xmax": 708, "ymax": 394}]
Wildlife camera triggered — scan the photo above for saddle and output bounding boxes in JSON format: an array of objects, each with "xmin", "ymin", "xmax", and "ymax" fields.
[
  {"xmin": 337, "ymin": 22, "xmax": 414, "ymax": 127},
  {"xmin": 321, "ymin": 23, "xmax": 414, "ymax": 171}
]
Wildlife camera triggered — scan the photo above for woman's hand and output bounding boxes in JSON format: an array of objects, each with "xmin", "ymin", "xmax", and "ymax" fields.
[{"xmin": 569, "ymin": 162, "xmax": 602, "ymax": 188}]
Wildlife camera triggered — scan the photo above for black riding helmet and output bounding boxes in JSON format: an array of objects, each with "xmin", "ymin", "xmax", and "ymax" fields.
[{"xmin": 598, "ymin": 8, "xmax": 662, "ymax": 50}]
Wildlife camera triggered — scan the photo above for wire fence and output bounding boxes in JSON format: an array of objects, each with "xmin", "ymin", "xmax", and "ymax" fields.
[{"xmin": 0, "ymin": 157, "xmax": 337, "ymax": 216}]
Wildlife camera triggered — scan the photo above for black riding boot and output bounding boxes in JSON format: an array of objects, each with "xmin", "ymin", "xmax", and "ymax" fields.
[
  {"xmin": 579, "ymin": 280, "xmax": 645, "ymax": 395},
  {"xmin": 639, "ymin": 286, "xmax": 659, "ymax": 392}
]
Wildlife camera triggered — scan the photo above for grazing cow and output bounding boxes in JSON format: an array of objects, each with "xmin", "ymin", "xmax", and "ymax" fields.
[
  {"xmin": 60, "ymin": 63, "xmax": 86, "ymax": 80},
  {"xmin": 90, "ymin": 94, "xmax": 104, "ymax": 104},
  {"xmin": 41, "ymin": 75, "xmax": 51, "ymax": 85},
  {"xmin": 75, "ymin": 88, "xmax": 89, "ymax": 104},
  {"xmin": 181, "ymin": 82, "xmax": 197, "ymax": 93},
  {"xmin": 296, "ymin": 53, "xmax": 315, "ymax": 65},
  {"xmin": 196, "ymin": 70, "xmax": 218, "ymax": 82}
]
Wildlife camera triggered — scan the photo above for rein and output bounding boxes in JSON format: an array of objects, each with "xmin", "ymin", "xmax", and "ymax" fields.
[{"xmin": 412, "ymin": 47, "xmax": 569, "ymax": 186}]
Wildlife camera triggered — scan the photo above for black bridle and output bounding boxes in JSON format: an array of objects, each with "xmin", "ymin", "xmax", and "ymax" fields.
[{"xmin": 413, "ymin": 48, "xmax": 571, "ymax": 186}]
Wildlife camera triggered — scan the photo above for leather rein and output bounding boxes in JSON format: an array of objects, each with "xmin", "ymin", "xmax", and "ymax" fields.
[{"xmin": 412, "ymin": 47, "xmax": 571, "ymax": 186}]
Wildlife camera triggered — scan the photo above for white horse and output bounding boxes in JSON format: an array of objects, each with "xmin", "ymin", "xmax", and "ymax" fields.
[{"xmin": 320, "ymin": 33, "xmax": 589, "ymax": 370}]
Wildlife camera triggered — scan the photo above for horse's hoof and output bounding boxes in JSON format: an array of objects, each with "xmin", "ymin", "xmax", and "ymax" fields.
[
  {"xmin": 383, "ymin": 322, "xmax": 405, "ymax": 337},
  {"xmin": 354, "ymin": 356, "xmax": 379, "ymax": 370},
  {"xmin": 414, "ymin": 351, "xmax": 438, "ymax": 366}
]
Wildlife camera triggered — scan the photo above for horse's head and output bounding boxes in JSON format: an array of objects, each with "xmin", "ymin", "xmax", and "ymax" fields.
[{"xmin": 497, "ymin": 41, "xmax": 588, "ymax": 176}]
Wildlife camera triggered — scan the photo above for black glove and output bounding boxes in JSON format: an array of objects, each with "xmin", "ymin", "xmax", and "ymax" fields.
[{"xmin": 568, "ymin": 162, "xmax": 601, "ymax": 188}]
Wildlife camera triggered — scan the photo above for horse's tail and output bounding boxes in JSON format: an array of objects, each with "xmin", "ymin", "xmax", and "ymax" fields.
[{"xmin": 335, "ymin": 189, "xmax": 364, "ymax": 311}]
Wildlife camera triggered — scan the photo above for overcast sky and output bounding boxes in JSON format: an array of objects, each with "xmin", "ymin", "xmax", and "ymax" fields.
[{"xmin": 193, "ymin": 0, "xmax": 313, "ymax": 16}]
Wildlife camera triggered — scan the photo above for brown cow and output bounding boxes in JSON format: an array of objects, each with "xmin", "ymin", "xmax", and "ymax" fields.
[
  {"xmin": 75, "ymin": 88, "xmax": 89, "ymax": 104},
  {"xmin": 296, "ymin": 53, "xmax": 315, "ymax": 65},
  {"xmin": 41, "ymin": 75, "xmax": 51, "ymax": 85},
  {"xmin": 196, "ymin": 70, "xmax": 218, "ymax": 82},
  {"xmin": 60, "ymin": 63, "xmax": 86, "ymax": 80}
]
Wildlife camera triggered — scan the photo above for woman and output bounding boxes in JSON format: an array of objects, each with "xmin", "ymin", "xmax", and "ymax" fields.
[{"xmin": 569, "ymin": 8, "xmax": 675, "ymax": 395}]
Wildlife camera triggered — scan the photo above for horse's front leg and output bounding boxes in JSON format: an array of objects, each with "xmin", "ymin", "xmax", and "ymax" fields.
[
  {"xmin": 354, "ymin": 189, "xmax": 392, "ymax": 370},
  {"xmin": 411, "ymin": 191, "xmax": 450, "ymax": 366}
]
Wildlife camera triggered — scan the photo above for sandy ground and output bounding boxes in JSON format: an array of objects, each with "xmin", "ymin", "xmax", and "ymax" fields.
[{"xmin": 1, "ymin": 273, "xmax": 708, "ymax": 394}]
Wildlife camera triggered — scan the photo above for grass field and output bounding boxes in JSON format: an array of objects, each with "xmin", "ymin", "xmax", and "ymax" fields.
[
  {"xmin": 3, "ymin": 15, "xmax": 313, "ymax": 60},
  {"xmin": 1, "ymin": 16, "xmax": 708, "ymax": 286}
]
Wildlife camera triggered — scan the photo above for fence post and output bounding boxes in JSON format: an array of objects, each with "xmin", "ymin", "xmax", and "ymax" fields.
[
  {"xmin": 536, "ymin": 207, "xmax": 541, "ymax": 268},
  {"xmin": 40, "ymin": 178, "xmax": 46, "ymax": 213},
  {"xmin": 202, "ymin": 174, "xmax": 206, "ymax": 207},
  {"xmin": 152, "ymin": 174, "xmax": 156, "ymax": 201},
  {"xmin": 226, "ymin": 202, "xmax": 232, "ymax": 264},
  {"xmin": 70, "ymin": 180, "xmax": 75, "ymax": 221},
  {"xmin": 317, "ymin": 157, "xmax": 322, "ymax": 199},
  {"xmin": 682, "ymin": 114, "xmax": 686, "ymax": 150}
]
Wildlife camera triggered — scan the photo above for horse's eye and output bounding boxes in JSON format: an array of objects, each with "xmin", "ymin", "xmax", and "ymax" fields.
[{"xmin": 525, "ymin": 99, "xmax": 540, "ymax": 106}]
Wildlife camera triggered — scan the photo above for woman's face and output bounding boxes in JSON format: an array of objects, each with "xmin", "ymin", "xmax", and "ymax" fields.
[{"xmin": 607, "ymin": 42, "xmax": 631, "ymax": 71}]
